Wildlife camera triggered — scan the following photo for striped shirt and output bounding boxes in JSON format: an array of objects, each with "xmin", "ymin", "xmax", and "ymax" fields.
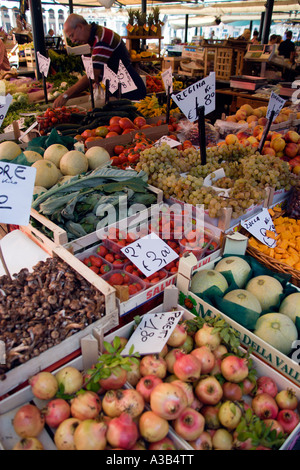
[{"xmin": 90, "ymin": 24, "xmax": 122, "ymax": 71}]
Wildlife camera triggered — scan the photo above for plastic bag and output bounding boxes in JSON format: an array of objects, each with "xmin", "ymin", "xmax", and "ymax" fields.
[
  {"xmin": 214, "ymin": 119, "xmax": 250, "ymax": 138},
  {"xmin": 176, "ymin": 118, "xmax": 219, "ymax": 146}
]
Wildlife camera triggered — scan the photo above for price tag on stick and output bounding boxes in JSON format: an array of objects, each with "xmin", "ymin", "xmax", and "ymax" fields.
[
  {"xmin": 121, "ymin": 232, "xmax": 179, "ymax": 277},
  {"xmin": 197, "ymin": 104, "xmax": 207, "ymax": 165},
  {"xmin": 82, "ymin": 55, "xmax": 95, "ymax": 108},
  {"xmin": 241, "ymin": 208, "xmax": 277, "ymax": 248},
  {"xmin": 37, "ymin": 52, "xmax": 51, "ymax": 104},
  {"xmin": 121, "ymin": 310, "xmax": 184, "ymax": 356}
]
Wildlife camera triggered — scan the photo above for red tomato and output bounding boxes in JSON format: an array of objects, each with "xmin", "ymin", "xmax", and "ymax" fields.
[
  {"xmin": 133, "ymin": 116, "xmax": 147, "ymax": 128},
  {"xmin": 119, "ymin": 117, "xmax": 136, "ymax": 130},
  {"xmin": 109, "ymin": 116, "xmax": 122, "ymax": 126},
  {"xmin": 114, "ymin": 145, "xmax": 125, "ymax": 155},
  {"xmin": 118, "ymin": 153, "xmax": 128, "ymax": 164},
  {"xmin": 81, "ymin": 129, "xmax": 93, "ymax": 139},
  {"xmin": 122, "ymin": 128, "xmax": 134, "ymax": 135},
  {"xmin": 128, "ymin": 153, "xmax": 139, "ymax": 164},
  {"xmin": 106, "ymin": 131, "xmax": 119, "ymax": 138},
  {"xmin": 110, "ymin": 156, "xmax": 120, "ymax": 166},
  {"xmin": 108, "ymin": 124, "xmax": 122, "ymax": 134}
]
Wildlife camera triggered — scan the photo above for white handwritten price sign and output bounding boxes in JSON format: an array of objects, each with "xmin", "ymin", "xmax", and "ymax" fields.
[
  {"xmin": 0, "ymin": 162, "xmax": 36, "ymax": 225},
  {"xmin": 162, "ymin": 67, "xmax": 173, "ymax": 94},
  {"xmin": 154, "ymin": 135, "xmax": 181, "ymax": 148},
  {"xmin": 121, "ymin": 310, "xmax": 184, "ymax": 356},
  {"xmin": 81, "ymin": 55, "xmax": 94, "ymax": 80},
  {"xmin": 241, "ymin": 208, "xmax": 277, "ymax": 248},
  {"xmin": 266, "ymin": 91, "xmax": 286, "ymax": 121},
  {"xmin": 37, "ymin": 52, "xmax": 51, "ymax": 77},
  {"xmin": 172, "ymin": 72, "xmax": 216, "ymax": 122},
  {"xmin": 117, "ymin": 60, "xmax": 137, "ymax": 94},
  {"xmin": 121, "ymin": 232, "xmax": 179, "ymax": 277},
  {"xmin": 102, "ymin": 64, "xmax": 119, "ymax": 94},
  {"xmin": 0, "ymin": 94, "xmax": 13, "ymax": 128}
]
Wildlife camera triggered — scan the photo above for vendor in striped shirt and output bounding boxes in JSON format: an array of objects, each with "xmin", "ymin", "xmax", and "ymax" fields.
[{"xmin": 54, "ymin": 14, "xmax": 146, "ymax": 108}]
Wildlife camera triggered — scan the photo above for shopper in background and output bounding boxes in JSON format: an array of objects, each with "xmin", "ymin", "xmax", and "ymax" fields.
[
  {"xmin": 47, "ymin": 29, "xmax": 55, "ymax": 37},
  {"xmin": 53, "ymin": 13, "xmax": 146, "ymax": 107},
  {"xmin": 0, "ymin": 39, "xmax": 10, "ymax": 73},
  {"xmin": 268, "ymin": 34, "xmax": 278, "ymax": 45},
  {"xmin": 278, "ymin": 30, "xmax": 295, "ymax": 63},
  {"xmin": 250, "ymin": 30, "xmax": 259, "ymax": 44},
  {"xmin": 276, "ymin": 35, "xmax": 282, "ymax": 44},
  {"xmin": 237, "ymin": 29, "xmax": 251, "ymax": 41}
]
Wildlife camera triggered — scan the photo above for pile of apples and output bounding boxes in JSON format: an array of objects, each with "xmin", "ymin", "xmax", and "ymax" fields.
[{"xmin": 10, "ymin": 318, "xmax": 300, "ymax": 451}]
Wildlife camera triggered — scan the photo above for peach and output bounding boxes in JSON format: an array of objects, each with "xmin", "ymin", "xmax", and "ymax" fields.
[
  {"xmin": 258, "ymin": 106, "xmax": 267, "ymax": 117},
  {"xmin": 240, "ymin": 104, "xmax": 254, "ymax": 116},
  {"xmin": 252, "ymin": 108, "xmax": 263, "ymax": 118},
  {"xmin": 237, "ymin": 120, "xmax": 247, "ymax": 124},
  {"xmin": 226, "ymin": 115, "xmax": 237, "ymax": 122},
  {"xmin": 225, "ymin": 134, "xmax": 239, "ymax": 145},
  {"xmin": 293, "ymin": 165, "xmax": 300, "ymax": 175},
  {"xmin": 270, "ymin": 137, "xmax": 286, "ymax": 152},
  {"xmin": 235, "ymin": 109, "xmax": 247, "ymax": 121},
  {"xmin": 258, "ymin": 117, "xmax": 268, "ymax": 126},
  {"xmin": 253, "ymin": 125, "xmax": 264, "ymax": 137},
  {"xmin": 236, "ymin": 131, "xmax": 250, "ymax": 140},
  {"xmin": 262, "ymin": 147, "xmax": 276, "ymax": 156},
  {"xmin": 285, "ymin": 142, "xmax": 299, "ymax": 159},
  {"xmin": 264, "ymin": 140, "xmax": 271, "ymax": 147},
  {"xmin": 247, "ymin": 115, "xmax": 258, "ymax": 124},
  {"xmin": 271, "ymin": 132, "xmax": 283, "ymax": 141},
  {"xmin": 246, "ymin": 136, "xmax": 258, "ymax": 145},
  {"xmin": 285, "ymin": 130, "xmax": 300, "ymax": 144}
]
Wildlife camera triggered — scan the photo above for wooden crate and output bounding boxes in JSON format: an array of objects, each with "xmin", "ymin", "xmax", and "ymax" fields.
[
  {"xmin": 28, "ymin": 184, "xmax": 163, "ymax": 246},
  {"xmin": 25, "ymin": 48, "xmax": 35, "ymax": 68},
  {"xmin": 0, "ymin": 227, "xmax": 118, "ymax": 396},
  {"xmin": 215, "ymin": 47, "xmax": 233, "ymax": 80}
]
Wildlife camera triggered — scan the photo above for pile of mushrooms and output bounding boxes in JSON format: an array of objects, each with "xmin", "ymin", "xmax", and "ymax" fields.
[{"xmin": 0, "ymin": 255, "xmax": 106, "ymax": 379}]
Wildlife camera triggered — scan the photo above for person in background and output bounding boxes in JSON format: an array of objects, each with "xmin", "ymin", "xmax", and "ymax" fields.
[
  {"xmin": 278, "ymin": 30, "xmax": 296, "ymax": 63},
  {"xmin": 250, "ymin": 30, "xmax": 259, "ymax": 44},
  {"xmin": 47, "ymin": 29, "xmax": 54, "ymax": 37},
  {"xmin": 237, "ymin": 29, "xmax": 251, "ymax": 41},
  {"xmin": 0, "ymin": 38, "xmax": 10, "ymax": 73},
  {"xmin": 53, "ymin": 13, "xmax": 146, "ymax": 108},
  {"xmin": 276, "ymin": 35, "xmax": 282, "ymax": 44},
  {"xmin": 269, "ymin": 34, "xmax": 278, "ymax": 45}
]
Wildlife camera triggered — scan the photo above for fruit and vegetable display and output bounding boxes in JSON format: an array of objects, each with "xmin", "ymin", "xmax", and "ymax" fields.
[
  {"xmin": 134, "ymin": 94, "xmax": 180, "ymax": 118},
  {"xmin": 0, "ymin": 255, "xmax": 106, "ymax": 379},
  {"xmin": 5, "ymin": 314, "xmax": 300, "ymax": 450},
  {"xmin": 189, "ymin": 254, "xmax": 300, "ymax": 358},
  {"xmin": 37, "ymin": 106, "xmax": 87, "ymax": 135},
  {"xmin": 135, "ymin": 140, "xmax": 297, "ymax": 219}
]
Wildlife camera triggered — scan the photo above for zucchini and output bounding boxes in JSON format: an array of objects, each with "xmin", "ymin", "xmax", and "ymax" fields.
[{"xmin": 55, "ymin": 123, "xmax": 81, "ymax": 131}]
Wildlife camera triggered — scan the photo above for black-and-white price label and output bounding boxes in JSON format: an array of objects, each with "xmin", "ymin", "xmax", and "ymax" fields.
[
  {"xmin": 121, "ymin": 232, "xmax": 179, "ymax": 277},
  {"xmin": 266, "ymin": 91, "xmax": 286, "ymax": 121},
  {"xmin": 172, "ymin": 72, "xmax": 216, "ymax": 122},
  {"xmin": 0, "ymin": 162, "xmax": 36, "ymax": 225},
  {"xmin": 241, "ymin": 208, "xmax": 277, "ymax": 248},
  {"xmin": 81, "ymin": 55, "xmax": 94, "ymax": 80},
  {"xmin": 102, "ymin": 64, "xmax": 119, "ymax": 94},
  {"xmin": 117, "ymin": 60, "xmax": 137, "ymax": 94},
  {"xmin": 121, "ymin": 310, "xmax": 184, "ymax": 355},
  {"xmin": 37, "ymin": 51, "xmax": 51, "ymax": 77},
  {"xmin": 162, "ymin": 67, "xmax": 173, "ymax": 94}
]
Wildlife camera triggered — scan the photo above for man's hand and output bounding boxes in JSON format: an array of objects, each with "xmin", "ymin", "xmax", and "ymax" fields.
[{"xmin": 53, "ymin": 93, "xmax": 68, "ymax": 108}]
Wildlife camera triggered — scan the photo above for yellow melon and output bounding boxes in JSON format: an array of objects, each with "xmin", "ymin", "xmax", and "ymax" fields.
[
  {"xmin": 32, "ymin": 160, "xmax": 60, "ymax": 189},
  {"xmin": 85, "ymin": 146, "xmax": 110, "ymax": 170},
  {"xmin": 23, "ymin": 150, "xmax": 43, "ymax": 164},
  {"xmin": 44, "ymin": 143, "xmax": 69, "ymax": 168},
  {"xmin": 59, "ymin": 150, "xmax": 89, "ymax": 176},
  {"xmin": 0, "ymin": 141, "xmax": 22, "ymax": 161}
]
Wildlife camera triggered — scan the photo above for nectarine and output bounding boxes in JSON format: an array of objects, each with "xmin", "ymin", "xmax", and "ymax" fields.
[{"xmin": 225, "ymin": 134, "xmax": 239, "ymax": 145}]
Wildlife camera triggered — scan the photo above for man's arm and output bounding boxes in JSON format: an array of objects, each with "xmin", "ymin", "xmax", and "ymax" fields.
[{"xmin": 53, "ymin": 74, "xmax": 89, "ymax": 107}]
